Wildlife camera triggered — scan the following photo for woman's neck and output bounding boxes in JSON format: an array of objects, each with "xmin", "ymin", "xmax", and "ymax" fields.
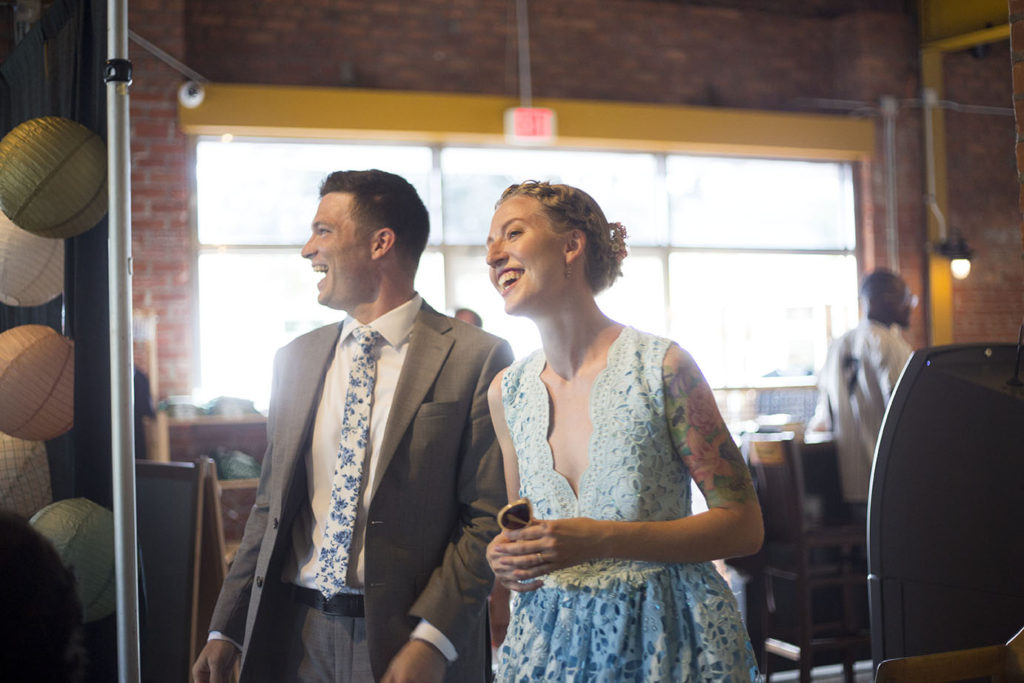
[{"xmin": 534, "ymin": 296, "xmax": 621, "ymax": 381}]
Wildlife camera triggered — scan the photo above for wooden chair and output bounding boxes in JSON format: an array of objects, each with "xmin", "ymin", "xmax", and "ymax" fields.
[
  {"xmin": 744, "ymin": 431, "xmax": 870, "ymax": 683},
  {"xmin": 874, "ymin": 625, "xmax": 1024, "ymax": 682}
]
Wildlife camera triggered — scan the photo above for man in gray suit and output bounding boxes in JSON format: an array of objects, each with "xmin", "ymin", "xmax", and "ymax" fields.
[{"xmin": 193, "ymin": 170, "xmax": 513, "ymax": 682}]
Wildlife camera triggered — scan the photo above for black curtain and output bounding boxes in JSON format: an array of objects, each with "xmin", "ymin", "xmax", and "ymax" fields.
[
  {"xmin": 1, "ymin": 1, "xmax": 116, "ymax": 679},
  {"xmin": 1, "ymin": 0, "xmax": 111, "ymax": 506}
]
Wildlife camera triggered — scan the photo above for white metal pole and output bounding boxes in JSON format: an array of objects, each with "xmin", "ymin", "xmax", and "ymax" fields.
[{"xmin": 106, "ymin": 0, "xmax": 141, "ymax": 678}]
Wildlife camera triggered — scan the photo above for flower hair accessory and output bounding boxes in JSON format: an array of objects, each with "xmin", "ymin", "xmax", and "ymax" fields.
[{"xmin": 609, "ymin": 222, "xmax": 628, "ymax": 263}]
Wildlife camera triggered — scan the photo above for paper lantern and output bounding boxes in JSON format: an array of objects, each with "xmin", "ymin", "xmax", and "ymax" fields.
[
  {"xmin": 0, "ymin": 325, "xmax": 74, "ymax": 441},
  {"xmin": 0, "ymin": 116, "xmax": 107, "ymax": 238},
  {"xmin": 30, "ymin": 497, "xmax": 115, "ymax": 623},
  {"xmin": 0, "ymin": 211, "xmax": 63, "ymax": 306},
  {"xmin": 0, "ymin": 431, "xmax": 52, "ymax": 519}
]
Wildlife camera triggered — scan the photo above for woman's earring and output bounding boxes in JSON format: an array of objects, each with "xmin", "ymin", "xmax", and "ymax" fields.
[{"xmin": 565, "ymin": 263, "xmax": 572, "ymax": 279}]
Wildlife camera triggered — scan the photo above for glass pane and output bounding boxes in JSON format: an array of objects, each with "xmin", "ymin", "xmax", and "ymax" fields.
[
  {"xmin": 440, "ymin": 147, "xmax": 663, "ymax": 246},
  {"xmin": 197, "ymin": 250, "xmax": 341, "ymax": 410},
  {"xmin": 196, "ymin": 140, "xmax": 434, "ymax": 245},
  {"xmin": 197, "ymin": 249, "xmax": 446, "ymax": 411},
  {"xmin": 596, "ymin": 253, "xmax": 667, "ymax": 337},
  {"xmin": 445, "ymin": 250, "xmax": 541, "ymax": 360},
  {"xmin": 444, "ymin": 250, "xmax": 667, "ymax": 360},
  {"xmin": 667, "ymin": 252, "xmax": 859, "ymax": 388},
  {"xmin": 666, "ymin": 156, "xmax": 855, "ymax": 250},
  {"xmin": 415, "ymin": 250, "xmax": 446, "ymax": 314}
]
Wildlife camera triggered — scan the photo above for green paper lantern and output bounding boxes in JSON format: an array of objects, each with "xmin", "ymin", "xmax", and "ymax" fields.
[
  {"xmin": 0, "ymin": 325, "xmax": 74, "ymax": 441},
  {"xmin": 0, "ymin": 116, "xmax": 107, "ymax": 238},
  {"xmin": 30, "ymin": 498, "xmax": 116, "ymax": 623}
]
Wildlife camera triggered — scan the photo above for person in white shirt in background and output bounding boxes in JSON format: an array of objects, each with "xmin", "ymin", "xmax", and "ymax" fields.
[{"xmin": 809, "ymin": 268, "xmax": 915, "ymax": 522}]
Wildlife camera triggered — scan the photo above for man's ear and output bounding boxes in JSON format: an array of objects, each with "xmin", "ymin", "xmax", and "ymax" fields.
[{"xmin": 369, "ymin": 227, "xmax": 397, "ymax": 260}]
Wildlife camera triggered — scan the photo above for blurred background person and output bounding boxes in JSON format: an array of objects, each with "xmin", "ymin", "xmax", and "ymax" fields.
[
  {"xmin": 454, "ymin": 307, "xmax": 484, "ymax": 328},
  {"xmin": 809, "ymin": 268, "xmax": 915, "ymax": 522}
]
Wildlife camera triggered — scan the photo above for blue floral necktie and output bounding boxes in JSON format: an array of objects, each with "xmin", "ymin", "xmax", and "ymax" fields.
[{"xmin": 315, "ymin": 325, "xmax": 382, "ymax": 598}]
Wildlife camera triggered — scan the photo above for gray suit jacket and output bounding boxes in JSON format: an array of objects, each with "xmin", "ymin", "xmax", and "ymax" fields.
[{"xmin": 208, "ymin": 302, "xmax": 513, "ymax": 681}]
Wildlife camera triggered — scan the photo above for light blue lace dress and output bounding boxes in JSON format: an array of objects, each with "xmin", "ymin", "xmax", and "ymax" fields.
[{"xmin": 496, "ymin": 327, "xmax": 760, "ymax": 682}]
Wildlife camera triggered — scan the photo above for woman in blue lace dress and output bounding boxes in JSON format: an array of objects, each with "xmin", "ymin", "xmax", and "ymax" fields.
[{"xmin": 484, "ymin": 181, "xmax": 763, "ymax": 682}]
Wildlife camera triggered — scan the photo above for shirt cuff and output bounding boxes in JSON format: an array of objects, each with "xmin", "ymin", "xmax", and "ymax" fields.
[
  {"xmin": 207, "ymin": 631, "xmax": 243, "ymax": 651},
  {"xmin": 411, "ymin": 619, "xmax": 457, "ymax": 663}
]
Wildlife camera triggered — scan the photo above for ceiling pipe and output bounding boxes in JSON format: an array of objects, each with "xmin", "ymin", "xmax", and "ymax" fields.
[
  {"xmin": 880, "ymin": 95, "xmax": 899, "ymax": 269},
  {"xmin": 515, "ymin": 0, "xmax": 532, "ymax": 107}
]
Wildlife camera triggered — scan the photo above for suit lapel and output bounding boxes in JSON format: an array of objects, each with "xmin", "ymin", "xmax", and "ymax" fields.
[
  {"xmin": 369, "ymin": 304, "xmax": 453, "ymax": 502},
  {"xmin": 278, "ymin": 324, "xmax": 340, "ymax": 507}
]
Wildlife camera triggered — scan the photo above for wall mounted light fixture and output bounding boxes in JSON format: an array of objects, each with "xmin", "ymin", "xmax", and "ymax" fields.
[{"xmin": 937, "ymin": 232, "xmax": 974, "ymax": 280}]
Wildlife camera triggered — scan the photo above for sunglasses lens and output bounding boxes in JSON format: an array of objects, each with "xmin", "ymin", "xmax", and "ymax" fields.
[{"xmin": 500, "ymin": 503, "xmax": 530, "ymax": 530}]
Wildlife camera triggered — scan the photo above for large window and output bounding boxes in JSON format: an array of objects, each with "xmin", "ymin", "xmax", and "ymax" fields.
[{"xmin": 194, "ymin": 139, "xmax": 858, "ymax": 417}]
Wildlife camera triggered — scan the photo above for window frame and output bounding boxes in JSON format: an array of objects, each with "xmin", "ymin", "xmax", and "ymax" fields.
[{"xmin": 190, "ymin": 137, "xmax": 858, "ymax": 417}]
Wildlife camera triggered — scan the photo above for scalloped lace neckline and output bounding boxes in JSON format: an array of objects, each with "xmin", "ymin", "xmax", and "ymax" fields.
[{"xmin": 530, "ymin": 325, "xmax": 632, "ymax": 505}]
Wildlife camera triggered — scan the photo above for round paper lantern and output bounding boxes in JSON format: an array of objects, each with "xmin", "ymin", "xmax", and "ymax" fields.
[
  {"xmin": 0, "ymin": 211, "xmax": 63, "ymax": 306},
  {"xmin": 0, "ymin": 116, "xmax": 107, "ymax": 238},
  {"xmin": 30, "ymin": 497, "xmax": 115, "ymax": 623},
  {"xmin": 0, "ymin": 431, "xmax": 52, "ymax": 519},
  {"xmin": 0, "ymin": 325, "xmax": 74, "ymax": 441}
]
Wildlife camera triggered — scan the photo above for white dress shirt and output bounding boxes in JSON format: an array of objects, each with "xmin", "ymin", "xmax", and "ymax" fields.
[
  {"xmin": 283, "ymin": 294, "xmax": 456, "ymax": 661},
  {"xmin": 287, "ymin": 295, "xmax": 420, "ymax": 590},
  {"xmin": 211, "ymin": 295, "xmax": 456, "ymax": 661},
  {"xmin": 810, "ymin": 319, "xmax": 912, "ymax": 503}
]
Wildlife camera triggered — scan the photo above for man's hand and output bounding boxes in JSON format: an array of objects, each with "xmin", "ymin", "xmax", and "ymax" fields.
[
  {"xmin": 489, "ymin": 584, "xmax": 511, "ymax": 649},
  {"xmin": 192, "ymin": 639, "xmax": 239, "ymax": 683},
  {"xmin": 381, "ymin": 639, "xmax": 446, "ymax": 683}
]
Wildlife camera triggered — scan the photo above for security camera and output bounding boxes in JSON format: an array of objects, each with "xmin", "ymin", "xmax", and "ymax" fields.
[{"xmin": 178, "ymin": 81, "xmax": 205, "ymax": 109}]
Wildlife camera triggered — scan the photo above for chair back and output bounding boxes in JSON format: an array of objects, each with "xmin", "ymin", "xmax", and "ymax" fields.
[
  {"xmin": 874, "ymin": 625, "xmax": 1024, "ymax": 682},
  {"xmin": 745, "ymin": 431, "xmax": 805, "ymax": 544}
]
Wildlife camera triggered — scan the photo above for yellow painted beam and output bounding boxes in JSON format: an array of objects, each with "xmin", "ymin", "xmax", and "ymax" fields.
[
  {"xmin": 921, "ymin": 49, "xmax": 954, "ymax": 346},
  {"xmin": 178, "ymin": 83, "xmax": 875, "ymax": 162},
  {"xmin": 918, "ymin": 0, "xmax": 1009, "ymax": 49},
  {"xmin": 928, "ymin": 253, "xmax": 954, "ymax": 346},
  {"xmin": 923, "ymin": 24, "xmax": 1010, "ymax": 52}
]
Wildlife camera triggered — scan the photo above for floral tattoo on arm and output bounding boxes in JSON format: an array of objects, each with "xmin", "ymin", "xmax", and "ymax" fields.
[{"xmin": 663, "ymin": 345, "xmax": 756, "ymax": 507}]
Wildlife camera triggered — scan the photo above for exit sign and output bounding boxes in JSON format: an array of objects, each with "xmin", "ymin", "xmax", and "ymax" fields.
[{"xmin": 504, "ymin": 107, "xmax": 557, "ymax": 144}]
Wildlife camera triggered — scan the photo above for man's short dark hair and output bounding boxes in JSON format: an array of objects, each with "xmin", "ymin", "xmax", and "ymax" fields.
[
  {"xmin": 319, "ymin": 170, "xmax": 429, "ymax": 268},
  {"xmin": 860, "ymin": 268, "xmax": 912, "ymax": 327},
  {"xmin": 860, "ymin": 269, "xmax": 906, "ymax": 301}
]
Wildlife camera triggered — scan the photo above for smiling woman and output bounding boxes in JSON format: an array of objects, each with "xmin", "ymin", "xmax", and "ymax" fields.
[{"xmin": 192, "ymin": 138, "xmax": 858, "ymax": 420}]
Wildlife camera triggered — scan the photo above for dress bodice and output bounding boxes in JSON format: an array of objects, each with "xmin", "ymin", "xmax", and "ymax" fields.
[
  {"xmin": 496, "ymin": 327, "xmax": 761, "ymax": 681},
  {"xmin": 501, "ymin": 326, "xmax": 693, "ymax": 587}
]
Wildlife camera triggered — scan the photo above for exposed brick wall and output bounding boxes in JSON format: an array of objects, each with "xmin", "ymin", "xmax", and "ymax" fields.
[
  {"xmin": 944, "ymin": 40, "xmax": 1024, "ymax": 344},
  {"xmin": 833, "ymin": 11, "xmax": 928, "ymax": 350},
  {"xmin": 14, "ymin": 0, "xmax": 1004, "ymax": 399},
  {"xmin": 127, "ymin": 0, "xmax": 194, "ymax": 397},
  {"xmin": 182, "ymin": 1, "xmax": 863, "ymax": 109}
]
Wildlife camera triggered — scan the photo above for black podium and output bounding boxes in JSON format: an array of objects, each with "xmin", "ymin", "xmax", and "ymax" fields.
[{"xmin": 868, "ymin": 343, "xmax": 1024, "ymax": 667}]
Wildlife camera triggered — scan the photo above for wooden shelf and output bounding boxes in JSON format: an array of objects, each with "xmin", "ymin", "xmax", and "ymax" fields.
[
  {"xmin": 217, "ymin": 477, "xmax": 259, "ymax": 490},
  {"xmin": 160, "ymin": 413, "xmax": 268, "ymax": 465},
  {"xmin": 166, "ymin": 413, "xmax": 267, "ymax": 426}
]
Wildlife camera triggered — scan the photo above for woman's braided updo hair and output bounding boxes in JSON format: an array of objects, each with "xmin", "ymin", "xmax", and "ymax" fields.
[{"xmin": 497, "ymin": 180, "xmax": 628, "ymax": 294}]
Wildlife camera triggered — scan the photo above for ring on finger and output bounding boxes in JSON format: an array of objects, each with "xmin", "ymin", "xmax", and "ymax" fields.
[{"xmin": 535, "ymin": 552, "xmax": 544, "ymax": 564}]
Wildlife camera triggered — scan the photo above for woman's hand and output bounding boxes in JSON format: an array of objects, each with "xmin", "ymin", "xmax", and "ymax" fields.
[{"xmin": 486, "ymin": 517, "xmax": 606, "ymax": 591}]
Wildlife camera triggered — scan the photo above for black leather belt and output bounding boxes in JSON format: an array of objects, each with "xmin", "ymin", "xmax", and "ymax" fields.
[{"xmin": 292, "ymin": 585, "xmax": 365, "ymax": 617}]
